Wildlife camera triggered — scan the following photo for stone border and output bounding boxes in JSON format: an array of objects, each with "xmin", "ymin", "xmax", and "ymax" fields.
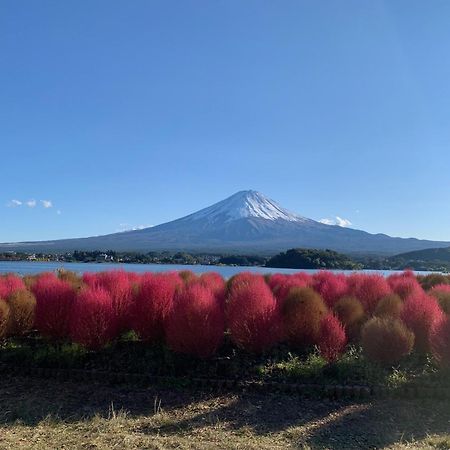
[{"xmin": 1, "ymin": 363, "xmax": 448, "ymax": 401}]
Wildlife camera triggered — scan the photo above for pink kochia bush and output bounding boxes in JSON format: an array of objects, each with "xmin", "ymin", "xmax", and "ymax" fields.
[
  {"xmin": 6, "ymin": 268, "xmax": 450, "ymax": 365},
  {"xmin": 198, "ymin": 272, "xmax": 226, "ymax": 305},
  {"xmin": 32, "ymin": 273, "xmax": 76, "ymax": 340},
  {"xmin": 401, "ymin": 292, "xmax": 444, "ymax": 353},
  {"xmin": 132, "ymin": 273, "xmax": 182, "ymax": 342},
  {"xmin": 0, "ymin": 274, "xmax": 25, "ymax": 299},
  {"xmin": 318, "ymin": 313, "xmax": 347, "ymax": 362},
  {"xmin": 165, "ymin": 282, "xmax": 224, "ymax": 358},
  {"xmin": 70, "ymin": 286, "xmax": 116, "ymax": 350},
  {"xmin": 227, "ymin": 274, "xmax": 282, "ymax": 353},
  {"xmin": 83, "ymin": 271, "xmax": 134, "ymax": 333},
  {"xmin": 346, "ymin": 274, "xmax": 391, "ymax": 314},
  {"xmin": 267, "ymin": 274, "xmax": 310, "ymax": 303},
  {"xmin": 311, "ymin": 272, "xmax": 348, "ymax": 308},
  {"xmin": 388, "ymin": 271, "xmax": 422, "ymax": 300}
]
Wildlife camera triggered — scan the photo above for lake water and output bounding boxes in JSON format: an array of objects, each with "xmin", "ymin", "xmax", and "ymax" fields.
[{"xmin": 0, "ymin": 261, "xmax": 435, "ymax": 277}]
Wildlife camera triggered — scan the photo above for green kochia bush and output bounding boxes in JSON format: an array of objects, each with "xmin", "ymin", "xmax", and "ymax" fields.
[
  {"xmin": 6, "ymin": 289, "xmax": 36, "ymax": 336},
  {"xmin": 333, "ymin": 296, "xmax": 365, "ymax": 342},
  {"xmin": 361, "ymin": 317, "xmax": 414, "ymax": 365},
  {"xmin": 430, "ymin": 284, "xmax": 450, "ymax": 314},
  {"xmin": 281, "ymin": 287, "xmax": 328, "ymax": 348},
  {"xmin": 0, "ymin": 299, "xmax": 10, "ymax": 339},
  {"xmin": 430, "ymin": 316, "xmax": 450, "ymax": 368},
  {"xmin": 374, "ymin": 294, "xmax": 403, "ymax": 319}
]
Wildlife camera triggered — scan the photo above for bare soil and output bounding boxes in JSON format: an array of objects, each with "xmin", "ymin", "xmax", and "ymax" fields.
[{"xmin": 0, "ymin": 376, "xmax": 449, "ymax": 449}]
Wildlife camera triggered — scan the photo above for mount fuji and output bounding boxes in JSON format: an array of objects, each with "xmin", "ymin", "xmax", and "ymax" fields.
[{"xmin": 1, "ymin": 190, "xmax": 449, "ymax": 256}]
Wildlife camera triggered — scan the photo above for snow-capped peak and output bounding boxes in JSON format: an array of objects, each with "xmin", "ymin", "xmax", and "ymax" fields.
[{"xmin": 182, "ymin": 190, "xmax": 307, "ymax": 223}]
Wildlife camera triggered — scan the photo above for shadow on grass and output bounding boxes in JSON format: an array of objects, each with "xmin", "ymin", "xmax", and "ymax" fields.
[{"xmin": 0, "ymin": 375, "xmax": 449, "ymax": 449}]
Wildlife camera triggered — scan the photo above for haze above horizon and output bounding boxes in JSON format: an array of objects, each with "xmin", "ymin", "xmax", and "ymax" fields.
[{"xmin": 2, "ymin": 1, "xmax": 450, "ymax": 242}]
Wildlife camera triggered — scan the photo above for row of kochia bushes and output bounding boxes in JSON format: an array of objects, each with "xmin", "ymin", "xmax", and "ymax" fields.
[{"xmin": 1, "ymin": 270, "xmax": 450, "ymax": 368}]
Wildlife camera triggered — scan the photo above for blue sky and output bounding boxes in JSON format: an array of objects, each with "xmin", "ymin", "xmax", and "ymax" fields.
[{"xmin": 1, "ymin": 1, "xmax": 450, "ymax": 242}]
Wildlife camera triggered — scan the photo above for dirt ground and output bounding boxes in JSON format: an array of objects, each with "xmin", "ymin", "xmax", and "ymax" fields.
[{"xmin": 0, "ymin": 376, "xmax": 449, "ymax": 449}]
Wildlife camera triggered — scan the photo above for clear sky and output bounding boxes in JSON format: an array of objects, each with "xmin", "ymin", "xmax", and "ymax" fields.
[{"xmin": 1, "ymin": 1, "xmax": 450, "ymax": 243}]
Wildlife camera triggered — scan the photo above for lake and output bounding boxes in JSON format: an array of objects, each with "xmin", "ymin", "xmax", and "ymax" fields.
[{"xmin": 0, "ymin": 261, "xmax": 435, "ymax": 277}]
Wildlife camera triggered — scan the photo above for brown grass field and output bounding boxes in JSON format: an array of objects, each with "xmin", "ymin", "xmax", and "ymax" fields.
[{"xmin": 0, "ymin": 376, "xmax": 449, "ymax": 449}]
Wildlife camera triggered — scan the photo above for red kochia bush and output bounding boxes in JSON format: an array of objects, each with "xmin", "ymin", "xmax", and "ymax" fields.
[
  {"xmin": 82, "ymin": 272, "xmax": 98, "ymax": 288},
  {"xmin": 70, "ymin": 286, "xmax": 116, "ymax": 350},
  {"xmin": 198, "ymin": 272, "xmax": 226, "ymax": 305},
  {"xmin": 401, "ymin": 292, "xmax": 443, "ymax": 353},
  {"xmin": 318, "ymin": 314, "xmax": 347, "ymax": 363},
  {"xmin": 388, "ymin": 271, "xmax": 423, "ymax": 300},
  {"xmin": 32, "ymin": 273, "xmax": 76, "ymax": 340},
  {"xmin": 227, "ymin": 274, "xmax": 282, "ymax": 353},
  {"xmin": 132, "ymin": 273, "xmax": 181, "ymax": 342},
  {"xmin": 165, "ymin": 282, "xmax": 224, "ymax": 358},
  {"xmin": 267, "ymin": 274, "xmax": 310, "ymax": 303},
  {"xmin": 311, "ymin": 272, "xmax": 348, "ymax": 308},
  {"xmin": 430, "ymin": 316, "xmax": 450, "ymax": 368},
  {"xmin": 83, "ymin": 271, "xmax": 134, "ymax": 333},
  {"xmin": 0, "ymin": 274, "xmax": 25, "ymax": 299},
  {"xmin": 281, "ymin": 287, "xmax": 328, "ymax": 348},
  {"xmin": 226, "ymin": 272, "xmax": 258, "ymax": 293},
  {"xmin": 346, "ymin": 273, "xmax": 391, "ymax": 314}
]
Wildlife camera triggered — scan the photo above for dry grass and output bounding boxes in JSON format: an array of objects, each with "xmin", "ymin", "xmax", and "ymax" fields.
[{"xmin": 0, "ymin": 377, "xmax": 449, "ymax": 449}]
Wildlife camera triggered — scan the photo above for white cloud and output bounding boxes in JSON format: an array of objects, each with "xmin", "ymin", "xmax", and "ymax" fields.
[
  {"xmin": 7, "ymin": 199, "xmax": 22, "ymax": 207},
  {"xmin": 319, "ymin": 216, "xmax": 352, "ymax": 228},
  {"xmin": 6, "ymin": 198, "xmax": 57, "ymax": 210}
]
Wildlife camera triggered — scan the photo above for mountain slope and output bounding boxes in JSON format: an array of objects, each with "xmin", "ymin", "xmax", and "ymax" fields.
[
  {"xmin": 390, "ymin": 247, "xmax": 450, "ymax": 263},
  {"xmin": 1, "ymin": 190, "xmax": 449, "ymax": 256}
]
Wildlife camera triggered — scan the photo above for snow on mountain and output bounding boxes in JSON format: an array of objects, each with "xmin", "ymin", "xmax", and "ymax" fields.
[
  {"xmin": 1, "ymin": 190, "xmax": 450, "ymax": 256},
  {"xmin": 180, "ymin": 190, "xmax": 309, "ymax": 223}
]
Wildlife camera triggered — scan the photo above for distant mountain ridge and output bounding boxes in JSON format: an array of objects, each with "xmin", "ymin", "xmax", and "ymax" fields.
[
  {"xmin": 1, "ymin": 190, "xmax": 449, "ymax": 256},
  {"xmin": 391, "ymin": 247, "xmax": 450, "ymax": 263}
]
